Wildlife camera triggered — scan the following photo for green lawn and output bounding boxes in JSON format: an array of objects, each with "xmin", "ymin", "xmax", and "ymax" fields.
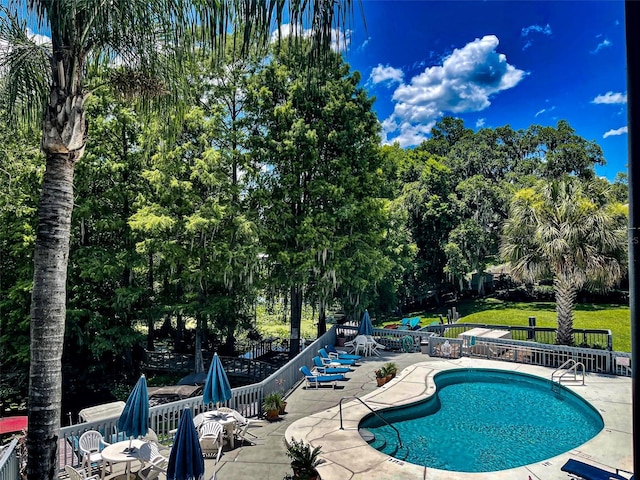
[
  {"xmin": 383, "ymin": 298, "xmax": 631, "ymax": 352},
  {"xmin": 255, "ymin": 303, "xmax": 318, "ymax": 341}
]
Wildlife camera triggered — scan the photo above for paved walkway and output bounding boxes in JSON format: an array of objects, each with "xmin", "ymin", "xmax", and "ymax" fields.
[
  {"xmin": 207, "ymin": 351, "xmax": 633, "ymax": 479},
  {"xmin": 206, "ymin": 350, "xmax": 420, "ymax": 480}
]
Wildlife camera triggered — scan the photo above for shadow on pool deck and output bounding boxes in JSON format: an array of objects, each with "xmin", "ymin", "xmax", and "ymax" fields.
[
  {"xmin": 206, "ymin": 350, "xmax": 421, "ymax": 480},
  {"xmin": 204, "ymin": 352, "xmax": 632, "ymax": 480}
]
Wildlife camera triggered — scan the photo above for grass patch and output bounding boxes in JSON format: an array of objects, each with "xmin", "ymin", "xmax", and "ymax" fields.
[
  {"xmin": 383, "ymin": 298, "xmax": 631, "ymax": 352},
  {"xmin": 255, "ymin": 303, "xmax": 318, "ymax": 341}
]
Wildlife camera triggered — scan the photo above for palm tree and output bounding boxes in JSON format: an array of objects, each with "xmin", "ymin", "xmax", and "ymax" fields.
[
  {"xmin": 0, "ymin": 2, "xmax": 357, "ymax": 478},
  {"xmin": 500, "ymin": 177, "xmax": 627, "ymax": 346}
]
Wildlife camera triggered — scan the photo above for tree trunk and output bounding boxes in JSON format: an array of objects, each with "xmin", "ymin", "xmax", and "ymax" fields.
[
  {"xmin": 27, "ymin": 153, "xmax": 75, "ymax": 480},
  {"xmin": 317, "ymin": 299, "xmax": 327, "ymax": 336},
  {"xmin": 289, "ymin": 285, "xmax": 303, "ymax": 358},
  {"xmin": 554, "ymin": 276, "xmax": 577, "ymax": 345},
  {"xmin": 195, "ymin": 314, "xmax": 204, "ymax": 373},
  {"xmin": 147, "ymin": 252, "xmax": 155, "ymax": 351},
  {"xmin": 28, "ymin": 85, "xmax": 87, "ymax": 480},
  {"xmin": 282, "ymin": 292, "xmax": 289, "ymax": 324}
]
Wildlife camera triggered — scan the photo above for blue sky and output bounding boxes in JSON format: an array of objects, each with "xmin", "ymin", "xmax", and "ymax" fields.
[
  {"xmin": 342, "ymin": 1, "xmax": 628, "ymax": 180},
  {"xmin": 8, "ymin": 1, "xmax": 627, "ymax": 180}
]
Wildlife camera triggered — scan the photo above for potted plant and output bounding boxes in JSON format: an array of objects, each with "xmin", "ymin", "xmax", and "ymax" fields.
[
  {"xmin": 285, "ymin": 437, "xmax": 322, "ymax": 480},
  {"xmin": 383, "ymin": 362, "xmax": 397, "ymax": 381},
  {"xmin": 374, "ymin": 368, "xmax": 386, "ymax": 387},
  {"xmin": 263, "ymin": 392, "xmax": 284, "ymax": 421},
  {"xmin": 276, "ymin": 378, "xmax": 288, "ymax": 414}
]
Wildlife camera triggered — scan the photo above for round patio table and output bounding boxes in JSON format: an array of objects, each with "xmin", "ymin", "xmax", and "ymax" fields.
[{"xmin": 100, "ymin": 439, "xmax": 145, "ymax": 480}]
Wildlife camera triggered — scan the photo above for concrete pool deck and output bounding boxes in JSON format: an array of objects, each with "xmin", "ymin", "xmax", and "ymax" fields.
[{"xmin": 284, "ymin": 355, "xmax": 633, "ymax": 480}]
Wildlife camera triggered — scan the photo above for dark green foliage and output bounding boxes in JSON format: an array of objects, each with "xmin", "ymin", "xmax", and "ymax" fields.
[
  {"xmin": 245, "ymin": 39, "xmax": 387, "ymax": 339},
  {"xmin": 285, "ymin": 437, "xmax": 323, "ymax": 479},
  {"xmin": 0, "ymin": 120, "xmax": 42, "ymax": 405}
]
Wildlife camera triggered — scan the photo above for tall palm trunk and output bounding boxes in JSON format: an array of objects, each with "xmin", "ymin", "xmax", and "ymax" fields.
[
  {"xmin": 27, "ymin": 154, "xmax": 75, "ymax": 480},
  {"xmin": 27, "ymin": 88, "xmax": 87, "ymax": 479},
  {"xmin": 554, "ymin": 276, "xmax": 577, "ymax": 346}
]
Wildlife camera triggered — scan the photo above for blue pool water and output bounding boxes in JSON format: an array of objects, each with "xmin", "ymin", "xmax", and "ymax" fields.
[{"xmin": 360, "ymin": 368, "xmax": 603, "ymax": 472}]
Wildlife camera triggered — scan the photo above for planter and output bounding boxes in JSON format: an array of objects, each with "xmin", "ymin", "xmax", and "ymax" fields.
[
  {"xmin": 265, "ymin": 409, "xmax": 280, "ymax": 421},
  {"xmin": 292, "ymin": 465, "xmax": 321, "ymax": 480},
  {"xmin": 376, "ymin": 377, "xmax": 386, "ymax": 387},
  {"xmin": 385, "ymin": 374, "xmax": 393, "ymax": 383}
]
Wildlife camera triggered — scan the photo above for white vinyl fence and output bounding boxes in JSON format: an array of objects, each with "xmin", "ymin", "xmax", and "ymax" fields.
[{"xmin": 1, "ymin": 323, "xmax": 632, "ymax": 480}]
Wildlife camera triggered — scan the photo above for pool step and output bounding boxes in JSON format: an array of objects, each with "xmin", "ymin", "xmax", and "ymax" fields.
[
  {"xmin": 361, "ymin": 429, "xmax": 410, "ymax": 462},
  {"xmin": 393, "ymin": 445, "xmax": 410, "ymax": 461},
  {"xmin": 360, "ymin": 428, "xmax": 387, "ymax": 450}
]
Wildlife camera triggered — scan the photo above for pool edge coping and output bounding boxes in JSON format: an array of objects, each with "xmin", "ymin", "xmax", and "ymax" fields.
[{"xmin": 284, "ymin": 357, "xmax": 633, "ymax": 480}]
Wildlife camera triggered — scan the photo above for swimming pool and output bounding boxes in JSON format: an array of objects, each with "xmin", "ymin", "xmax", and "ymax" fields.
[{"xmin": 360, "ymin": 368, "xmax": 604, "ymax": 472}]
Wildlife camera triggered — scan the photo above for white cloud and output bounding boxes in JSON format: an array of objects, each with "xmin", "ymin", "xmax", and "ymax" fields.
[
  {"xmin": 591, "ymin": 38, "xmax": 612, "ymax": 54},
  {"xmin": 271, "ymin": 24, "xmax": 351, "ymax": 52},
  {"xmin": 26, "ymin": 28, "xmax": 50, "ymax": 46},
  {"xmin": 382, "ymin": 119, "xmax": 436, "ymax": 148},
  {"xmin": 369, "ymin": 64, "xmax": 404, "ymax": 86},
  {"xmin": 603, "ymin": 126, "xmax": 628, "ymax": 138},
  {"xmin": 521, "ymin": 24, "xmax": 552, "ymax": 37},
  {"xmin": 382, "ymin": 35, "xmax": 525, "ymax": 147},
  {"xmin": 358, "ymin": 37, "xmax": 371, "ymax": 52},
  {"xmin": 476, "ymin": 118, "xmax": 485, "ymax": 128},
  {"xmin": 592, "ymin": 91, "xmax": 627, "ymax": 104},
  {"xmin": 535, "ymin": 106, "xmax": 555, "ymax": 117},
  {"xmin": 521, "ymin": 24, "xmax": 551, "ymax": 50}
]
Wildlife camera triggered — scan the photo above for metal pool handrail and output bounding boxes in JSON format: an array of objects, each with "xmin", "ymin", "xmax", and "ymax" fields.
[
  {"xmin": 552, "ymin": 358, "xmax": 586, "ymax": 385},
  {"xmin": 338, "ymin": 396, "xmax": 403, "ymax": 448}
]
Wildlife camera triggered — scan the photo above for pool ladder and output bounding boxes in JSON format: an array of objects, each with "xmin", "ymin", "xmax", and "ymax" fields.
[
  {"xmin": 551, "ymin": 359, "xmax": 585, "ymax": 386},
  {"xmin": 338, "ymin": 396, "xmax": 403, "ymax": 448}
]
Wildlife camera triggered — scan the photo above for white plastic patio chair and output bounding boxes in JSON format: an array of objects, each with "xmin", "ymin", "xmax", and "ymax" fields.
[
  {"xmin": 228, "ymin": 408, "xmax": 260, "ymax": 444},
  {"xmin": 345, "ymin": 335, "xmax": 368, "ymax": 355},
  {"xmin": 193, "ymin": 412, "xmax": 206, "ymax": 431},
  {"xmin": 199, "ymin": 421, "xmax": 224, "ymax": 463},
  {"xmin": 366, "ymin": 335, "xmax": 386, "ymax": 356},
  {"xmin": 65, "ymin": 464, "xmax": 99, "ymax": 480},
  {"xmin": 78, "ymin": 430, "xmax": 107, "ymax": 474},
  {"xmin": 138, "ymin": 442, "xmax": 168, "ymax": 480}
]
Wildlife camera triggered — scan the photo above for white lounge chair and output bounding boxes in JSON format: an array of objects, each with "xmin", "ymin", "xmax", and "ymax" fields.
[{"xmin": 300, "ymin": 366, "xmax": 344, "ymax": 389}]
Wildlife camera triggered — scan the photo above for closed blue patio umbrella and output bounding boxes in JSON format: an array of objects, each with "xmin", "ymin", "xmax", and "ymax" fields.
[
  {"xmin": 117, "ymin": 374, "xmax": 149, "ymax": 448},
  {"xmin": 202, "ymin": 353, "xmax": 232, "ymax": 406},
  {"xmin": 167, "ymin": 408, "xmax": 204, "ymax": 480},
  {"xmin": 357, "ymin": 309, "xmax": 374, "ymax": 336}
]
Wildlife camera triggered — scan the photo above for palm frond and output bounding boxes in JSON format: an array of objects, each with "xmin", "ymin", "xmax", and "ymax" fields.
[{"xmin": 0, "ymin": 6, "xmax": 51, "ymax": 127}]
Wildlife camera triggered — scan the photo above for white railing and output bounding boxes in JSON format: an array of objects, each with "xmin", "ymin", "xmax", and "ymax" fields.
[
  {"xmin": 57, "ymin": 327, "xmax": 338, "ymax": 470},
  {"xmin": 613, "ymin": 352, "xmax": 632, "ymax": 376},
  {"xmin": 0, "ymin": 438, "xmax": 20, "ymax": 480},
  {"xmin": 3, "ymin": 323, "xmax": 631, "ymax": 480},
  {"xmin": 459, "ymin": 336, "xmax": 624, "ymax": 375},
  {"xmin": 339, "ymin": 324, "xmax": 629, "ymax": 375}
]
